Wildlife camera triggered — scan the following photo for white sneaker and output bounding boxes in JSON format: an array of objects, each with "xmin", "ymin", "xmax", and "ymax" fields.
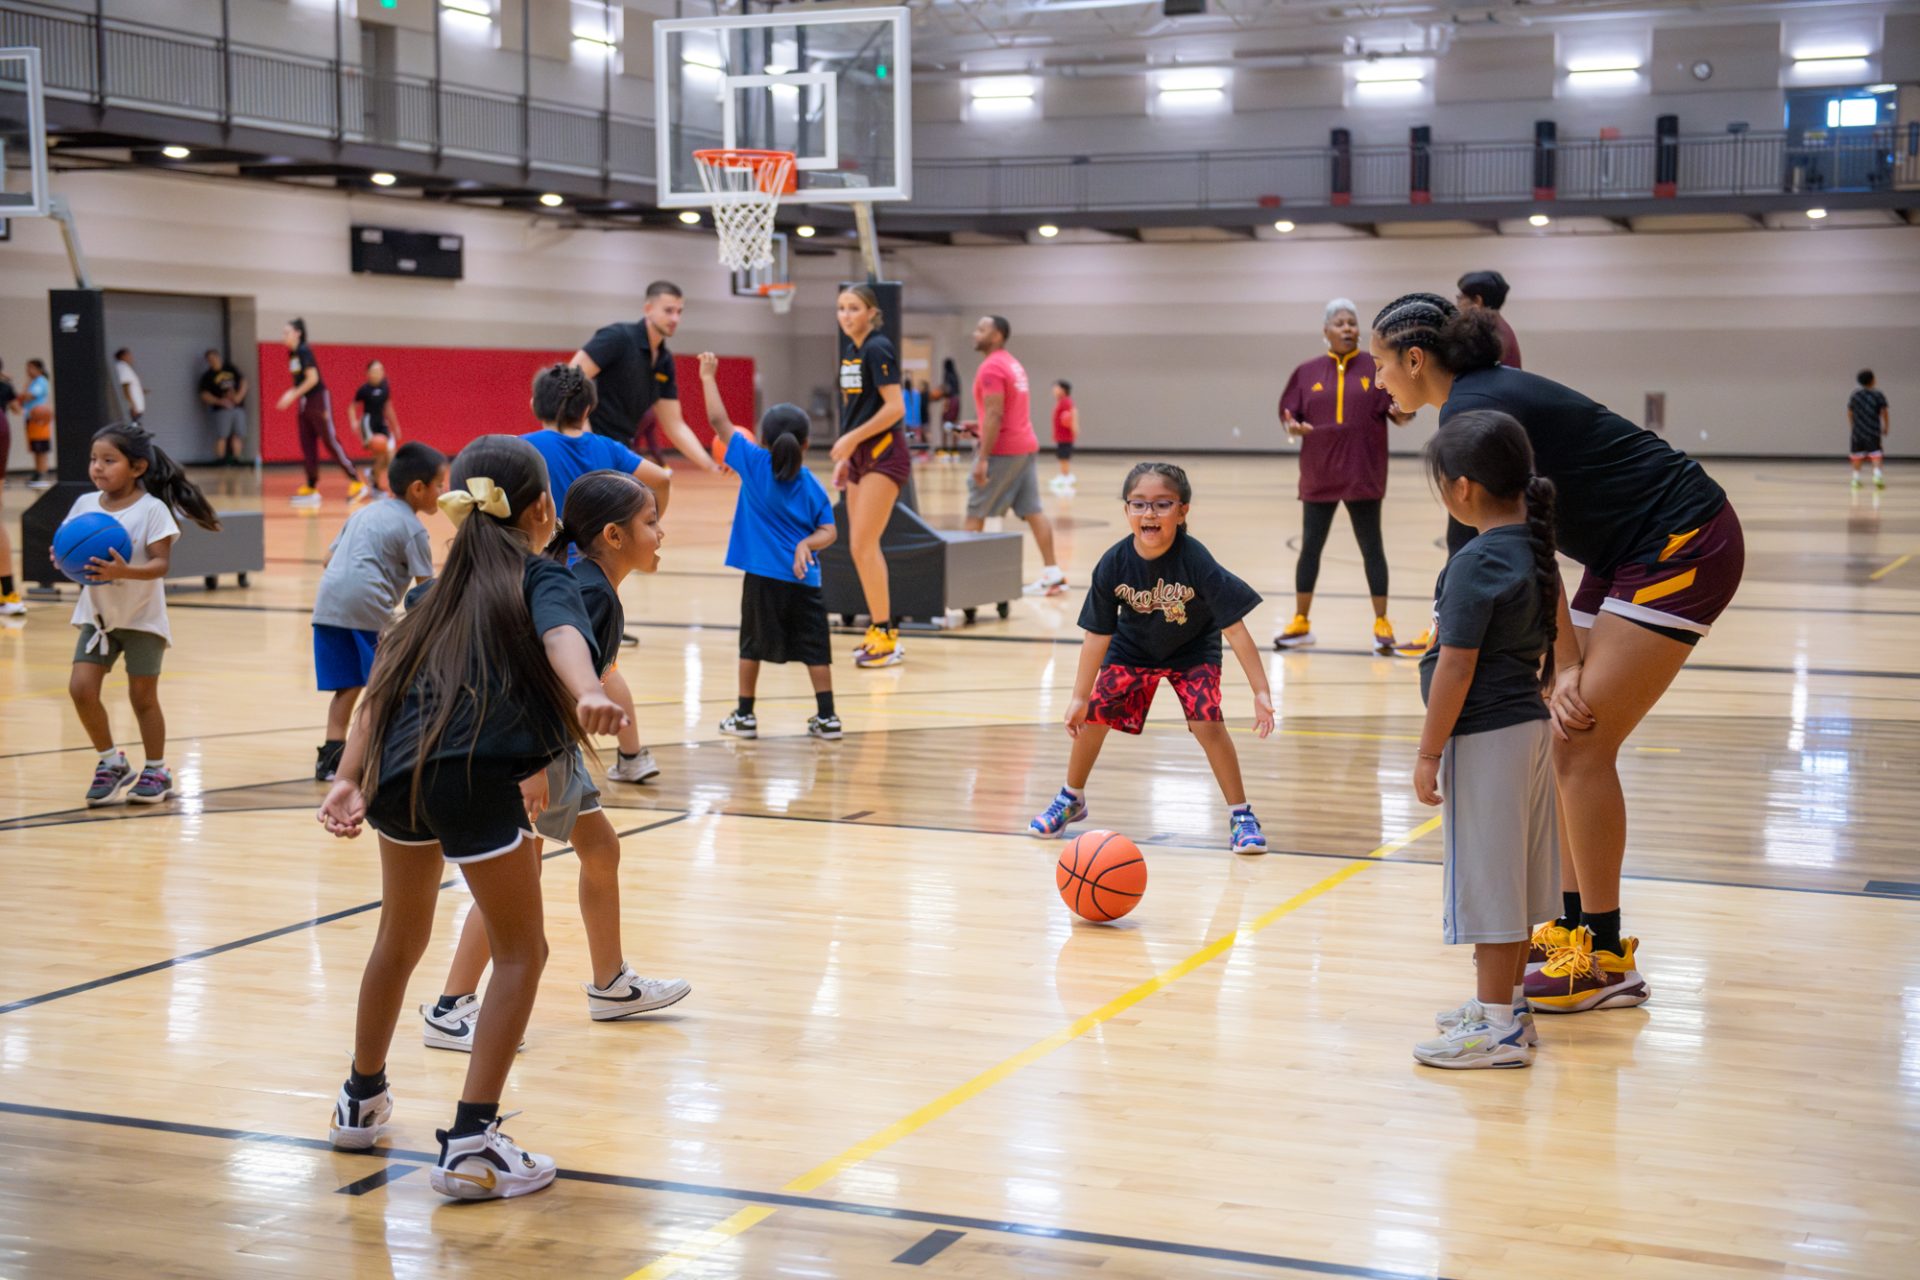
[
  {"xmin": 1024, "ymin": 565, "xmax": 1068, "ymax": 597},
  {"xmin": 329, "ymin": 1082, "xmax": 394, "ymax": 1150},
  {"xmin": 289, "ymin": 489, "xmax": 322, "ymax": 509},
  {"xmin": 429, "ymin": 1113, "xmax": 557, "ymax": 1201},
  {"xmin": 1413, "ymin": 1016, "xmax": 1534, "ymax": 1069},
  {"xmin": 583, "ymin": 963, "xmax": 692, "ymax": 1021},
  {"xmin": 0, "ymin": 595, "xmax": 25, "ymax": 617},
  {"xmin": 422, "ymin": 995, "xmax": 525, "ymax": 1054},
  {"xmin": 605, "ymin": 748, "xmax": 660, "ymax": 783},
  {"xmin": 718, "ymin": 711, "xmax": 758, "ymax": 740},
  {"xmin": 27, "ymin": 477, "xmax": 55, "ymax": 491},
  {"xmin": 1435, "ymin": 998, "xmax": 1537, "ymax": 1047},
  {"xmin": 1048, "ymin": 475, "xmax": 1069, "ymax": 493}
]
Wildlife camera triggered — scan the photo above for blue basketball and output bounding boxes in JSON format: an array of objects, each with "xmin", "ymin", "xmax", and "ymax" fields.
[{"xmin": 53, "ymin": 511, "xmax": 134, "ymax": 585}]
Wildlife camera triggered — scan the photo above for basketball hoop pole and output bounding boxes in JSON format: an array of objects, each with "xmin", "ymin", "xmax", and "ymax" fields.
[{"xmin": 851, "ymin": 200, "xmax": 883, "ymax": 283}]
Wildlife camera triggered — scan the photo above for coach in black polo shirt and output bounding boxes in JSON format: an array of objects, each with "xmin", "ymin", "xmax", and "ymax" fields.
[{"xmin": 570, "ymin": 280, "xmax": 719, "ymax": 508}]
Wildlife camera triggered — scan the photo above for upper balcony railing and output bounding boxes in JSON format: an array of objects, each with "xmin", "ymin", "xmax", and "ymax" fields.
[{"xmin": 5, "ymin": 0, "xmax": 1912, "ymax": 215}]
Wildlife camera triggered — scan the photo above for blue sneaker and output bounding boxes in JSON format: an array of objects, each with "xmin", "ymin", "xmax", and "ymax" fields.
[
  {"xmin": 1028, "ymin": 788, "xmax": 1087, "ymax": 838},
  {"xmin": 1229, "ymin": 808, "xmax": 1267, "ymax": 854}
]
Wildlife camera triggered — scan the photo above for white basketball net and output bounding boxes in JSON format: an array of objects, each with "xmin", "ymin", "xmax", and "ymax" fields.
[{"xmin": 694, "ymin": 151, "xmax": 794, "ymax": 273}]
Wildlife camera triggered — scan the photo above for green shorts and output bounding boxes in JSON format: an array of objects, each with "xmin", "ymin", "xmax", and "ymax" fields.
[{"xmin": 74, "ymin": 625, "xmax": 167, "ymax": 677}]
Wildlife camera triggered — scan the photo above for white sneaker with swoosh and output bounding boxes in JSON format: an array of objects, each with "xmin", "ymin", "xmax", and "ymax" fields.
[
  {"xmin": 1413, "ymin": 1016, "xmax": 1534, "ymax": 1069},
  {"xmin": 430, "ymin": 1113, "xmax": 556, "ymax": 1201},
  {"xmin": 584, "ymin": 963, "xmax": 692, "ymax": 1021},
  {"xmin": 328, "ymin": 1082, "xmax": 393, "ymax": 1150},
  {"xmin": 421, "ymin": 994, "xmax": 525, "ymax": 1053}
]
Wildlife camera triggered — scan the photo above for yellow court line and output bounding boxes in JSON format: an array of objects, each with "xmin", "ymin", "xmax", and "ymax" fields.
[
  {"xmin": 1869, "ymin": 552, "xmax": 1914, "ymax": 582},
  {"xmin": 622, "ymin": 815, "xmax": 1443, "ymax": 1280}
]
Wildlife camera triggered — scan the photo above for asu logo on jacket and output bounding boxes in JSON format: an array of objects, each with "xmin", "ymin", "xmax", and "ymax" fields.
[{"xmin": 1114, "ymin": 578, "xmax": 1196, "ymax": 625}]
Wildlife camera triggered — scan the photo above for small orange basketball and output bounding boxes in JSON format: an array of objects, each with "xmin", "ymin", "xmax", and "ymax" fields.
[{"xmin": 1056, "ymin": 830, "xmax": 1147, "ymax": 923}]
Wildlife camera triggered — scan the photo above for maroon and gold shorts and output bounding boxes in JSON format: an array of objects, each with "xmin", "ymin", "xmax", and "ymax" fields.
[
  {"xmin": 1570, "ymin": 502, "xmax": 1743, "ymax": 646},
  {"xmin": 1088, "ymin": 663, "xmax": 1223, "ymax": 735},
  {"xmin": 847, "ymin": 428, "xmax": 912, "ymax": 487}
]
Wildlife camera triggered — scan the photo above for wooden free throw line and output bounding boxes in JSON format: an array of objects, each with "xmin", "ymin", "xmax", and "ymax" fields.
[{"xmin": 621, "ymin": 816, "xmax": 1444, "ymax": 1280}]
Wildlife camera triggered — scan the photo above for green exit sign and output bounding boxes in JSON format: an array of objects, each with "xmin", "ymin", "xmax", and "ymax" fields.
[{"xmin": 381, "ymin": 0, "xmax": 396, "ymax": 7}]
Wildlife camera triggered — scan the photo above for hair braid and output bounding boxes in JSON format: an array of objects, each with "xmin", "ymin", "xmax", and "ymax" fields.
[{"xmin": 1523, "ymin": 475, "xmax": 1560, "ymax": 694}]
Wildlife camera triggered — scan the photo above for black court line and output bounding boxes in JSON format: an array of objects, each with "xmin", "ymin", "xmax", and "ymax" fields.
[
  {"xmin": 841, "ymin": 809, "xmax": 874, "ymax": 821},
  {"xmin": 0, "ymin": 1100, "xmax": 1461, "ymax": 1280},
  {"xmin": 1865, "ymin": 880, "xmax": 1920, "ymax": 898},
  {"xmin": 0, "ymin": 775, "xmax": 321, "ymax": 832},
  {"xmin": 893, "ymin": 1229, "xmax": 966, "ymax": 1265},
  {"xmin": 0, "ymin": 814, "xmax": 688, "ymax": 1017},
  {"xmin": 0, "ymin": 724, "xmax": 326, "ymax": 763},
  {"xmin": 336, "ymin": 1165, "xmax": 415, "ymax": 1196}
]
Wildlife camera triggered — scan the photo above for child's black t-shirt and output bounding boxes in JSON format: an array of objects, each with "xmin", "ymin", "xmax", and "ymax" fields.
[
  {"xmin": 382, "ymin": 555, "xmax": 598, "ymax": 782},
  {"xmin": 1078, "ymin": 529, "xmax": 1261, "ymax": 670},
  {"xmin": 572, "ymin": 557, "xmax": 623, "ymax": 680},
  {"xmin": 1417, "ymin": 524, "xmax": 1551, "ymax": 736}
]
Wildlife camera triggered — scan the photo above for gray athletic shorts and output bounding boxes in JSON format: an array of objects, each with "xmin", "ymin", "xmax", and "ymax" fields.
[
  {"xmin": 967, "ymin": 452, "xmax": 1044, "ymax": 520},
  {"xmin": 206, "ymin": 405, "xmax": 246, "ymax": 442},
  {"xmin": 533, "ymin": 746, "xmax": 602, "ymax": 843},
  {"xmin": 1440, "ymin": 718, "xmax": 1560, "ymax": 945}
]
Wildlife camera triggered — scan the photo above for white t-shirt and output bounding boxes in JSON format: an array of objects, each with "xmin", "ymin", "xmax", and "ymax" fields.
[
  {"xmin": 116, "ymin": 360, "xmax": 146, "ymax": 415},
  {"xmin": 67, "ymin": 491, "xmax": 181, "ymax": 647}
]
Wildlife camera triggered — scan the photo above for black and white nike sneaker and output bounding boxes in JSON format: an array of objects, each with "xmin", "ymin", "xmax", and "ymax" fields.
[
  {"xmin": 583, "ymin": 963, "xmax": 692, "ymax": 1022},
  {"xmin": 329, "ymin": 1082, "xmax": 393, "ymax": 1150},
  {"xmin": 429, "ymin": 1113, "xmax": 556, "ymax": 1201},
  {"xmin": 421, "ymin": 995, "xmax": 526, "ymax": 1054}
]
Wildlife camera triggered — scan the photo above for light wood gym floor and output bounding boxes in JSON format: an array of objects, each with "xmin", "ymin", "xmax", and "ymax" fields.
[{"xmin": 1, "ymin": 451, "xmax": 1916, "ymax": 1279}]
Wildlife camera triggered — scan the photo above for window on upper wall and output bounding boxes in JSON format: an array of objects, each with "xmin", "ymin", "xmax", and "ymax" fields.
[
  {"xmin": 1826, "ymin": 97, "xmax": 1878, "ymax": 128},
  {"xmin": 572, "ymin": 0, "xmax": 621, "ymax": 58}
]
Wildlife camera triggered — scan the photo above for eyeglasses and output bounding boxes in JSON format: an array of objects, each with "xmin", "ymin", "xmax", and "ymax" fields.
[{"xmin": 1124, "ymin": 499, "xmax": 1180, "ymax": 516}]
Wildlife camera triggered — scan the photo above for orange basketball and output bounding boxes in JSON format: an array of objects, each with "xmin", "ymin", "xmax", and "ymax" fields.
[{"xmin": 1056, "ymin": 830, "xmax": 1147, "ymax": 923}]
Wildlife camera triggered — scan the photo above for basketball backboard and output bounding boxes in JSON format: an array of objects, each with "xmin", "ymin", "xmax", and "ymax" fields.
[
  {"xmin": 1, "ymin": 47, "xmax": 51, "ymax": 219},
  {"xmin": 654, "ymin": 9, "xmax": 910, "ymax": 208}
]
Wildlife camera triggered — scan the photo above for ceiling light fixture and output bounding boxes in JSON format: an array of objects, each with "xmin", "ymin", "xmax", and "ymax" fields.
[
  {"xmin": 1792, "ymin": 47, "xmax": 1871, "ymax": 63},
  {"xmin": 1565, "ymin": 57, "xmax": 1643, "ymax": 75},
  {"xmin": 970, "ymin": 76, "xmax": 1036, "ymax": 100},
  {"xmin": 539, "ymin": 192, "xmax": 564, "ymax": 207},
  {"xmin": 795, "ymin": 225, "xmax": 817, "ymax": 238},
  {"xmin": 1273, "ymin": 220, "xmax": 1296, "ymax": 233},
  {"xmin": 1037, "ymin": 224, "xmax": 1060, "ymax": 238},
  {"xmin": 369, "ymin": 171, "xmax": 397, "ymax": 187},
  {"xmin": 1353, "ymin": 62, "xmax": 1425, "ymax": 83},
  {"xmin": 161, "ymin": 145, "xmax": 191, "ymax": 160},
  {"xmin": 1529, "ymin": 213, "xmax": 1552, "ymax": 227},
  {"xmin": 1806, "ymin": 207, "xmax": 1828, "ymax": 220},
  {"xmin": 678, "ymin": 210, "xmax": 702, "ymax": 225}
]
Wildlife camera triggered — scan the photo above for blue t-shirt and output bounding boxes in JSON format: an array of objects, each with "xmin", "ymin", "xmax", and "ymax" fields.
[
  {"xmin": 724, "ymin": 433, "xmax": 835, "ymax": 588},
  {"xmin": 24, "ymin": 375, "xmax": 50, "ymax": 412},
  {"xmin": 523, "ymin": 427, "xmax": 643, "ymax": 515}
]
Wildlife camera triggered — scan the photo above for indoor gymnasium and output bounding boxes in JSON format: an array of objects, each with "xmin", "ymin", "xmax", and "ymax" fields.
[{"xmin": 3, "ymin": 1, "xmax": 1919, "ymax": 1276}]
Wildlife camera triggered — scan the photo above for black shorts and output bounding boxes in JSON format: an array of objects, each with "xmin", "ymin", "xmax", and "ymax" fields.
[
  {"xmin": 1055, "ymin": 441, "xmax": 1074, "ymax": 461},
  {"xmin": 366, "ymin": 759, "xmax": 541, "ymax": 862},
  {"xmin": 740, "ymin": 573, "xmax": 832, "ymax": 666},
  {"xmin": 1850, "ymin": 427, "xmax": 1885, "ymax": 459}
]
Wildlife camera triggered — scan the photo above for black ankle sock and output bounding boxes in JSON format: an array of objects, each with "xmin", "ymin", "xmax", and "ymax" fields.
[
  {"xmin": 1557, "ymin": 891, "xmax": 1582, "ymax": 931},
  {"xmin": 451, "ymin": 1100, "xmax": 499, "ymax": 1138},
  {"xmin": 815, "ymin": 691, "xmax": 835, "ymax": 718},
  {"xmin": 1, "ymin": 575, "xmax": 14, "ymax": 595},
  {"xmin": 433, "ymin": 993, "xmax": 471, "ymax": 1016},
  {"xmin": 618, "ymin": 749, "xmax": 639, "ymax": 761},
  {"xmin": 738, "ymin": 697, "xmax": 756, "ymax": 715},
  {"xmin": 1583, "ymin": 908, "xmax": 1623, "ymax": 954},
  {"xmin": 346, "ymin": 1066, "xmax": 388, "ymax": 1100}
]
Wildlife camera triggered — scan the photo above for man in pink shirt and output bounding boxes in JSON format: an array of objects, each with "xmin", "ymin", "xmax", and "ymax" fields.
[{"xmin": 966, "ymin": 315, "xmax": 1066, "ymax": 596}]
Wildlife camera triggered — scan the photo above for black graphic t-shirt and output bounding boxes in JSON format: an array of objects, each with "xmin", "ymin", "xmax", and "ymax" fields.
[
  {"xmin": 1417, "ymin": 524, "xmax": 1551, "ymax": 737},
  {"xmin": 838, "ymin": 333, "xmax": 900, "ymax": 437},
  {"xmin": 354, "ymin": 382, "xmax": 392, "ymax": 434},
  {"xmin": 289, "ymin": 343, "xmax": 324, "ymax": 398},
  {"xmin": 199, "ymin": 366, "xmax": 241, "ymax": 405},
  {"xmin": 1079, "ymin": 529, "xmax": 1261, "ymax": 670}
]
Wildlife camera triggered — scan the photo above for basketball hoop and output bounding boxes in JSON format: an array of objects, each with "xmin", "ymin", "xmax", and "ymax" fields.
[
  {"xmin": 693, "ymin": 148, "xmax": 796, "ymax": 273},
  {"xmin": 759, "ymin": 282, "xmax": 796, "ymax": 315}
]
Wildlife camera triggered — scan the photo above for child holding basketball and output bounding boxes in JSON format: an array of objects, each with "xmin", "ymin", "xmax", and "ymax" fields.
[
  {"xmin": 1030, "ymin": 462, "xmax": 1274, "ymax": 853},
  {"xmin": 350, "ymin": 360, "xmax": 403, "ymax": 494},
  {"xmin": 310, "ymin": 441, "xmax": 447, "ymax": 782},
  {"xmin": 421, "ymin": 469, "xmax": 692, "ymax": 1049},
  {"xmin": 318, "ymin": 435, "xmax": 626, "ymax": 1200},
  {"xmin": 62, "ymin": 424, "xmax": 222, "ymax": 807},
  {"xmin": 1409, "ymin": 411, "xmax": 1560, "ymax": 1070},
  {"xmin": 699, "ymin": 352, "xmax": 843, "ymax": 741}
]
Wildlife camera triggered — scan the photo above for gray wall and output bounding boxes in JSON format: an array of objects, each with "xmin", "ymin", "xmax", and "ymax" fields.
[{"xmin": 103, "ymin": 291, "xmax": 229, "ymax": 463}]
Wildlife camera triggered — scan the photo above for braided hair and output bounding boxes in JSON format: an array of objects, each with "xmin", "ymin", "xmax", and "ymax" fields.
[
  {"xmin": 1423, "ymin": 410, "xmax": 1560, "ymax": 694},
  {"xmin": 1372, "ymin": 292, "xmax": 1503, "ymax": 375},
  {"xmin": 532, "ymin": 362, "xmax": 598, "ymax": 429}
]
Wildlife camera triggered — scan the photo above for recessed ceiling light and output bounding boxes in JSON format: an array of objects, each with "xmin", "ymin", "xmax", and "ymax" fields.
[
  {"xmin": 1806, "ymin": 207, "xmax": 1828, "ymax": 220},
  {"xmin": 1037, "ymin": 224, "xmax": 1060, "ymax": 238},
  {"xmin": 539, "ymin": 192, "xmax": 564, "ymax": 207},
  {"xmin": 795, "ymin": 225, "xmax": 817, "ymax": 238},
  {"xmin": 1529, "ymin": 213, "xmax": 1552, "ymax": 227},
  {"xmin": 161, "ymin": 145, "xmax": 191, "ymax": 160},
  {"xmin": 678, "ymin": 210, "xmax": 702, "ymax": 225},
  {"xmin": 369, "ymin": 172, "xmax": 397, "ymax": 187},
  {"xmin": 1273, "ymin": 220, "xmax": 1296, "ymax": 233}
]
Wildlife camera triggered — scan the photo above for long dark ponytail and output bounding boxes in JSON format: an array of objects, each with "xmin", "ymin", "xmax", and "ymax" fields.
[
  {"xmin": 547, "ymin": 469, "xmax": 655, "ymax": 564},
  {"xmin": 759, "ymin": 403, "xmax": 811, "ymax": 483},
  {"xmin": 1372, "ymin": 293, "xmax": 1503, "ymax": 375},
  {"xmin": 92, "ymin": 423, "xmax": 221, "ymax": 531},
  {"xmin": 359, "ymin": 435, "xmax": 584, "ymax": 813},
  {"xmin": 1424, "ymin": 410, "xmax": 1560, "ymax": 693},
  {"xmin": 532, "ymin": 362, "xmax": 597, "ymax": 428}
]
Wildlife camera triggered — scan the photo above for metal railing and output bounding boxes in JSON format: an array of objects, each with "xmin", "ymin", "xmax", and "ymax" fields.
[{"xmin": 4, "ymin": 0, "xmax": 1911, "ymax": 212}]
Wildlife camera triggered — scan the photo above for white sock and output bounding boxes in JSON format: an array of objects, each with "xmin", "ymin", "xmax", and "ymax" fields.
[
  {"xmin": 144, "ymin": 759, "xmax": 165, "ymax": 771},
  {"xmin": 1511, "ymin": 983, "xmax": 1527, "ymax": 1010},
  {"xmin": 1481, "ymin": 1002, "xmax": 1518, "ymax": 1029},
  {"xmin": 1063, "ymin": 784, "xmax": 1084, "ymax": 799},
  {"xmin": 98, "ymin": 747, "xmax": 121, "ymax": 765}
]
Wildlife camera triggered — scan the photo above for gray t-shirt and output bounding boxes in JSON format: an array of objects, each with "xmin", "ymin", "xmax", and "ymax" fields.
[
  {"xmin": 1417, "ymin": 524, "xmax": 1551, "ymax": 737},
  {"xmin": 312, "ymin": 498, "xmax": 433, "ymax": 632}
]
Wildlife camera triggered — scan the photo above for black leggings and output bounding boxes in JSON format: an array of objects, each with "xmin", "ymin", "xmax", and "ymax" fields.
[{"xmin": 1297, "ymin": 499, "xmax": 1388, "ymax": 597}]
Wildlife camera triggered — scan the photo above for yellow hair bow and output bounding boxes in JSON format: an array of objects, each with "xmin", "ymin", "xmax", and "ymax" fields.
[{"xmin": 439, "ymin": 476, "xmax": 512, "ymax": 526}]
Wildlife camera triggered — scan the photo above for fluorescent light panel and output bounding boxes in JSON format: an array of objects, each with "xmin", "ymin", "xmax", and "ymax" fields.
[
  {"xmin": 1156, "ymin": 68, "xmax": 1226, "ymax": 92},
  {"xmin": 1157, "ymin": 87, "xmax": 1226, "ymax": 108},
  {"xmin": 1793, "ymin": 47, "xmax": 1872, "ymax": 62},
  {"xmin": 1353, "ymin": 62, "xmax": 1425, "ymax": 83},
  {"xmin": 441, "ymin": 0, "xmax": 492, "ymax": 17},
  {"xmin": 1565, "ymin": 56, "xmax": 1643, "ymax": 74},
  {"xmin": 970, "ymin": 76, "xmax": 1036, "ymax": 99}
]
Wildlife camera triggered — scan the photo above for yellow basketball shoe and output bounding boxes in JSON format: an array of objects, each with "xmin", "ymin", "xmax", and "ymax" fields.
[
  {"xmin": 1525, "ymin": 927, "xmax": 1650, "ymax": 1014},
  {"xmin": 1526, "ymin": 920, "xmax": 1576, "ymax": 972},
  {"xmin": 1394, "ymin": 623, "xmax": 1434, "ymax": 658},
  {"xmin": 854, "ymin": 624, "xmax": 903, "ymax": 669},
  {"xmin": 1372, "ymin": 617, "xmax": 1397, "ymax": 655},
  {"xmin": 1274, "ymin": 614, "xmax": 1313, "ymax": 649}
]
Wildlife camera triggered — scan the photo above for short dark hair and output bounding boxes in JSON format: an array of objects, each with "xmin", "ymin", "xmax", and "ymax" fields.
[
  {"xmin": 1457, "ymin": 270, "xmax": 1511, "ymax": 311},
  {"xmin": 27, "ymin": 358, "xmax": 46, "ymax": 374},
  {"xmin": 988, "ymin": 315, "xmax": 1012, "ymax": 341},
  {"xmin": 387, "ymin": 441, "xmax": 447, "ymax": 497},
  {"xmin": 115, "ymin": 348, "xmax": 131, "ymax": 362},
  {"xmin": 1858, "ymin": 369, "xmax": 1876, "ymax": 387},
  {"xmin": 645, "ymin": 280, "xmax": 683, "ymax": 302},
  {"xmin": 205, "ymin": 348, "xmax": 221, "ymax": 359},
  {"xmin": 288, "ymin": 317, "xmax": 308, "ymax": 341},
  {"xmin": 1055, "ymin": 379, "xmax": 1072, "ymax": 395}
]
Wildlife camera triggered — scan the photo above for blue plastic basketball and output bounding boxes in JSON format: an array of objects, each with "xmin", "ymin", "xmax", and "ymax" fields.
[{"xmin": 53, "ymin": 511, "xmax": 134, "ymax": 585}]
